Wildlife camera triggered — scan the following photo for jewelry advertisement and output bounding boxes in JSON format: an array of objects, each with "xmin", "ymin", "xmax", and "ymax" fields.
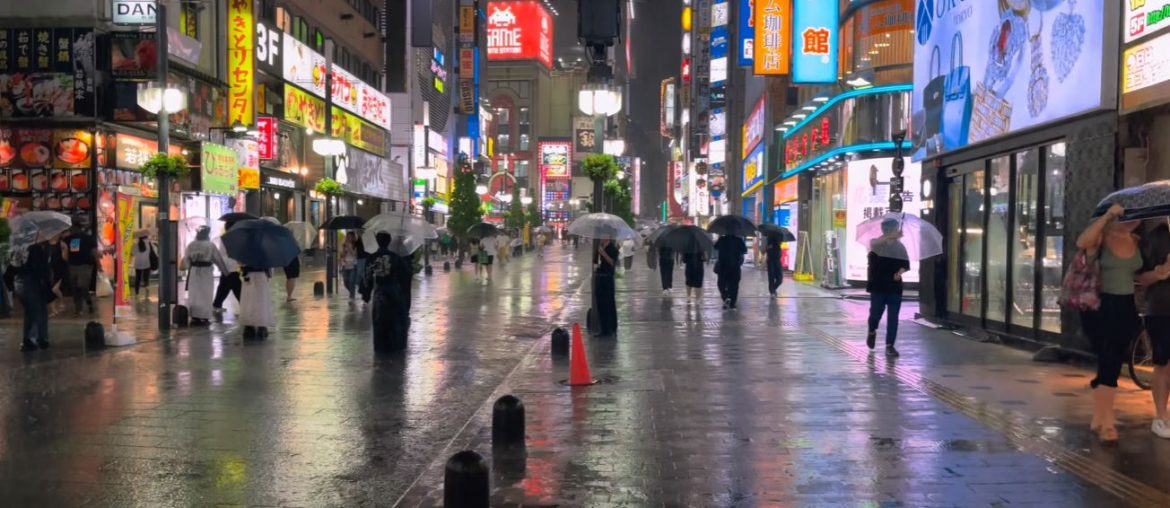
[{"xmin": 911, "ymin": 0, "xmax": 1103, "ymax": 160}]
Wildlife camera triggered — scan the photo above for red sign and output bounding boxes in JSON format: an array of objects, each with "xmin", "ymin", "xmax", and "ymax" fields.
[
  {"xmin": 785, "ymin": 116, "xmax": 833, "ymax": 168},
  {"xmin": 256, "ymin": 116, "xmax": 276, "ymax": 160},
  {"xmin": 486, "ymin": 1, "xmax": 553, "ymax": 69}
]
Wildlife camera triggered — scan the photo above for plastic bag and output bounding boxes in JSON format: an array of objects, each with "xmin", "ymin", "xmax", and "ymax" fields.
[{"xmin": 96, "ymin": 273, "xmax": 113, "ymax": 298}]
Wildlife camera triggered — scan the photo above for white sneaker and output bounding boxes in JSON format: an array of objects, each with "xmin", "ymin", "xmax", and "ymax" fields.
[{"xmin": 1152, "ymin": 419, "xmax": 1170, "ymax": 439}]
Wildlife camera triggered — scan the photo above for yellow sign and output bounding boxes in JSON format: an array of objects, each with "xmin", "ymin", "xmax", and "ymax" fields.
[
  {"xmin": 773, "ymin": 175, "xmax": 799, "ymax": 203},
  {"xmin": 228, "ymin": 0, "xmax": 255, "ymax": 125},
  {"xmin": 284, "ymin": 84, "xmax": 326, "ymax": 132},
  {"xmin": 832, "ymin": 209, "xmax": 846, "ymax": 228},
  {"xmin": 754, "ymin": 0, "xmax": 791, "ymax": 75},
  {"xmin": 283, "ymin": 84, "xmax": 386, "ymax": 156},
  {"xmin": 238, "ymin": 167, "xmax": 260, "ymax": 190},
  {"xmin": 459, "ymin": 6, "xmax": 476, "ymax": 40}
]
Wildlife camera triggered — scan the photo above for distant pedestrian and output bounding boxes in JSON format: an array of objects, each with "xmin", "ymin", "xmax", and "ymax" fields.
[
  {"xmin": 511, "ymin": 235, "xmax": 523, "ymax": 257},
  {"xmin": 181, "ymin": 226, "xmax": 228, "ymax": 325},
  {"xmin": 480, "ymin": 234, "xmax": 496, "ymax": 283},
  {"xmin": 621, "ymin": 238, "xmax": 636, "ymax": 271},
  {"xmin": 470, "ymin": 238, "xmax": 486, "ymax": 281},
  {"xmin": 284, "ymin": 255, "xmax": 300, "ymax": 302},
  {"xmin": 11, "ymin": 238, "xmax": 53, "ymax": 351},
  {"xmin": 340, "ymin": 232, "xmax": 359, "ymax": 299},
  {"xmin": 497, "ymin": 234, "xmax": 511, "ymax": 264},
  {"xmin": 47, "ymin": 234, "xmax": 68, "ymax": 311},
  {"xmin": 1076, "ymin": 204, "xmax": 1143, "ymax": 443},
  {"xmin": 1138, "ymin": 222, "xmax": 1170, "ymax": 440},
  {"xmin": 658, "ymin": 246, "xmax": 674, "ymax": 292},
  {"xmin": 213, "ymin": 222, "xmax": 242, "ymax": 312},
  {"xmin": 64, "ymin": 228, "xmax": 99, "ymax": 315},
  {"xmin": 866, "ymin": 219, "xmax": 910, "ymax": 357},
  {"xmin": 131, "ymin": 234, "xmax": 154, "ymax": 298},
  {"xmin": 364, "ymin": 231, "xmax": 412, "ymax": 352},
  {"xmin": 239, "ymin": 264, "xmax": 274, "ymax": 338},
  {"xmin": 595, "ymin": 238, "xmax": 619, "ymax": 336},
  {"xmin": 355, "ymin": 235, "xmax": 370, "ymax": 298},
  {"xmin": 537, "ymin": 232, "xmax": 547, "ymax": 257},
  {"xmin": 683, "ymin": 251, "xmax": 706, "ymax": 298},
  {"xmin": 765, "ymin": 237, "xmax": 783, "ymax": 297},
  {"xmin": 714, "ymin": 235, "xmax": 746, "ymax": 309}
]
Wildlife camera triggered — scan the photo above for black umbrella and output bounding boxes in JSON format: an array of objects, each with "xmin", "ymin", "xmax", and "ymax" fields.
[
  {"xmin": 706, "ymin": 215, "xmax": 757, "ymax": 237},
  {"xmin": 321, "ymin": 215, "xmax": 364, "ymax": 230},
  {"xmin": 1092, "ymin": 180, "xmax": 1170, "ymax": 221},
  {"xmin": 656, "ymin": 225, "xmax": 714, "ymax": 255},
  {"xmin": 467, "ymin": 222, "xmax": 501, "ymax": 239},
  {"xmin": 221, "ymin": 219, "xmax": 302, "ymax": 269},
  {"xmin": 758, "ymin": 224, "xmax": 796, "ymax": 242},
  {"xmin": 646, "ymin": 224, "xmax": 680, "ymax": 246},
  {"xmin": 219, "ymin": 212, "xmax": 258, "ymax": 222}
]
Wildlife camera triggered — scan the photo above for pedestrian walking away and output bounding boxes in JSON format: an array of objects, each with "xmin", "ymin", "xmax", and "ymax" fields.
[
  {"xmin": 64, "ymin": 228, "xmax": 99, "ymax": 315},
  {"xmin": 212, "ymin": 222, "xmax": 242, "ymax": 311},
  {"xmin": 10, "ymin": 239, "xmax": 53, "ymax": 351},
  {"xmin": 621, "ymin": 238, "xmax": 636, "ymax": 271},
  {"xmin": 714, "ymin": 235, "xmax": 746, "ymax": 309},
  {"xmin": 1138, "ymin": 221, "xmax": 1170, "ymax": 440},
  {"xmin": 658, "ymin": 246, "xmax": 674, "ymax": 292},
  {"xmin": 683, "ymin": 251, "xmax": 706, "ymax": 298},
  {"xmin": 355, "ymin": 235, "xmax": 370, "ymax": 301},
  {"xmin": 765, "ymin": 237, "xmax": 783, "ymax": 296},
  {"xmin": 341, "ymin": 232, "xmax": 360, "ymax": 299},
  {"xmin": 480, "ymin": 234, "xmax": 496, "ymax": 283},
  {"xmin": 1076, "ymin": 204, "xmax": 1144, "ymax": 444},
  {"xmin": 364, "ymin": 232, "xmax": 413, "ymax": 353},
  {"xmin": 239, "ymin": 265, "xmax": 275, "ymax": 338},
  {"xmin": 865, "ymin": 219, "xmax": 910, "ymax": 358},
  {"xmin": 284, "ymin": 255, "xmax": 301, "ymax": 302},
  {"xmin": 47, "ymin": 233, "xmax": 68, "ymax": 312},
  {"xmin": 595, "ymin": 238, "xmax": 619, "ymax": 337},
  {"xmin": 131, "ymin": 234, "xmax": 154, "ymax": 298},
  {"xmin": 181, "ymin": 226, "xmax": 228, "ymax": 325}
]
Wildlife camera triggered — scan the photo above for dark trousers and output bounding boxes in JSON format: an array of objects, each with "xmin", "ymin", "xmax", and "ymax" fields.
[
  {"xmin": 133, "ymin": 269, "xmax": 150, "ymax": 294},
  {"xmin": 69, "ymin": 265, "xmax": 95, "ymax": 313},
  {"xmin": 659, "ymin": 258, "xmax": 674, "ymax": 290},
  {"xmin": 595, "ymin": 273, "xmax": 617, "ymax": 335},
  {"xmin": 213, "ymin": 272, "xmax": 241, "ymax": 308},
  {"xmin": 717, "ymin": 267, "xmax": 741, "ymax": 306},
  {"xmin": 767, "ymin": 259, "xmax": 782, "ymax": 294},
  {"xmin": 371, "ymin": 287, "xmax": 409, "ymax": 352},
  {"xmin": 868, "ymin": 292, "xmax": 903, "ymax": 346},
  {"xmin": 18, "ymin": 289, "xmax": 48, "ymax": 344}
]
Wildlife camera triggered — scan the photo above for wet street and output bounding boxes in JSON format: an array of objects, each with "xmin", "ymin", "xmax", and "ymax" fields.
[{"xmin": 1, "ymin": 246, "xmax": 1169, "ymax": 507}]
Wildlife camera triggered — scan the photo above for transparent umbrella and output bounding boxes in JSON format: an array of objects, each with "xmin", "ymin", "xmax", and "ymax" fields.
[
  {"xmin": 361, "ymin": 212, "xmax": 438, "ymax": 254},
  {"xmin": 567, "ymin": 213, "xmax": 638, "ymax": 240},
  {"xmin": 10, "ymin": 211, "xmax": 72, "ymax": 250},
  {"xmin": 283, "ymin": 221, "xmax": 318, "ymax": 250},
  {"xmin": 854, "ymin": 212, "xmax": 943, "ymax": 261}
]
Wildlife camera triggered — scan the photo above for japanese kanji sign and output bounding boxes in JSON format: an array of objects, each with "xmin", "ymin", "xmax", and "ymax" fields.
[
  {"xmin": 791, "ymin": 0, "xmax": 838, "ymax": 83},
  {"xmin": 753, "ymin": 0, "xmax": 790, "ymax": 75},
  {"xmin": 227, "ymin": 0, "xmax": 254, "ymax": 126}
]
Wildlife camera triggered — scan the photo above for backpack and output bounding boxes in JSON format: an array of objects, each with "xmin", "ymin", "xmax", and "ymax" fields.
[{"xmin": 1059, "ymin": 250, "xmax": 1100, "ymax": 311}]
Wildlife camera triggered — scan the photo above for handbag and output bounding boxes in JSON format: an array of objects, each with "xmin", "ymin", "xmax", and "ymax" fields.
[
  {"xmin": 971, "ymin": 82, "xmax": 1013, "ymax": 142},
  {"xmin": 916, "ymin": 46, "xmax": 944, "ymax": 149},
  {"xmin": 1059, "ymin": 250, "xmax": 1101, "ymax": 311},
  {"xmin": 477, "ymin": 249, "xmax": 488, "ymax": 264},
  {"xmin": 941, "ymin": 32, "xmax": 972, "ymax": 150}
]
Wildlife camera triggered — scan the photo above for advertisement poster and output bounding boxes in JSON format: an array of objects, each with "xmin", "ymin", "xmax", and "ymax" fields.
[
  {"xmin": 1122, "ymin": 31, "xmax": 1170, "ymax": 113},
  {"xmin": 337, "ymin": 147, "xmax": 392, "ymax": 199},
  {"xmin": 539, "ymin": 140, "xmax": 571, "ymax": 179},
  {"xmin": 742, "ymin": 144, "xmax": 764, "ymax": 194},
  {"xmin": 753, "ymin": 0, "xmax": 790, "ymax": 75},
  {"xmin": 911, "ymin": 0, "xmax": 1104, "ymax": 160},
  {"xmin": 1125, "ymin": 0, "xmax": 1170, "ymax": 43},
  {"xmin": 115, "ymin": 192, "xmax": 138, "ymax": 308},
  {"xmin": 485, "ymin": 1, "xmax": 554, "ymax": 69},
  {"xmin": 0, "ymin": 28, "xmax": 95, "ymax": 118},
  {"xmin": 844, "ymin": 158, "xmax": 921, "ymax": 283},
  {"xmin": 112, "ymin": 72, "xmax": 225, "ymax": 134},
  {"xmin": 201, "ymin": 142, "xmax": 239, "ymax": 195},
  {"xmin": 110, "ymin": 32, "xmax": 157, "ymax": 79},
  {"xmin": 573, "ymin": 116, "xmax": 596, "ymax": 156},
  {"xmin": 742, "ymin": 96, "xmax": 765, "ymax": 158},
  {"xmin": 791, "ymin": 0, "xmax": 839, "ymax": 84},
  {"xmin": 227, "ymin": 0, "xmax": 254, "ymax": 126}
]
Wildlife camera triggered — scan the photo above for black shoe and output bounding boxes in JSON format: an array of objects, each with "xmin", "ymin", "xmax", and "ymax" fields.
[
  {"xmin": 730, "ymin": 301, "xmax": 737, "ymax": 309},
  {"xmin": 20, "ymin": 341, "xmax": 37, "ymax": 352},
  {"xmin": 36, "ymin": 340, "xmax": 50, "ymax": 350},
  {"xmin": 886, "ymin": 345, "xmax": 900, "ymax": 357},
  {"xmin": 866, "ymin": 330, "xmax": 876, "ymax": 349},
  {"xmin": 722, "ymin": 299, "xmax": 730, "ymax": 309}
]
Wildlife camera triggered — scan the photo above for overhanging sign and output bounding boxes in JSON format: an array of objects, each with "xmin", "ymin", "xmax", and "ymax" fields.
[{"xmin": 113, "ymin": 0, "xmax": 157, "ymax": 25}]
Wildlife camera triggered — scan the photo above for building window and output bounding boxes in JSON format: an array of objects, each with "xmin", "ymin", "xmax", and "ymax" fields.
[
  {"xmin": 1041, "ymin": 144, "xmax": 1065, "ymax": 334},
  {"xmin": 1012, "ymin": 149, "xmax": 1039, "ymax": 330},
  {"xmin": 519, "ymin": 134, "xmax": 530, "ymax": 151}
]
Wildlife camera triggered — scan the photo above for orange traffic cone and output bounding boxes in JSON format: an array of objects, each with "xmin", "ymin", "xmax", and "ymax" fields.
[{"xmin": 568, "ymin": 322, "xmax": 594, "ymax": 386}]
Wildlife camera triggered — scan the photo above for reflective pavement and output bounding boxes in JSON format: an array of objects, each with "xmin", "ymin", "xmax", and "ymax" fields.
[{"xmin": 0, "ymin": 246, "xmax": 1168, "ymax": 506}]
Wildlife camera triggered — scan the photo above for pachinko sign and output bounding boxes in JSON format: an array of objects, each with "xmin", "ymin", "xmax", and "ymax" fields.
[
  {"xmin": 486, "ymin": 1, "xmax": 554, "ymax": 69},
  {"xmin": 227, "ymin": 0, "xmax": 254, "ymax": 126}
]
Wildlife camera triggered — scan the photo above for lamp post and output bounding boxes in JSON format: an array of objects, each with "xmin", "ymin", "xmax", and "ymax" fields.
[{"xmin": 320, "ymin": 40, "xmax": 339, "ymax": 296}]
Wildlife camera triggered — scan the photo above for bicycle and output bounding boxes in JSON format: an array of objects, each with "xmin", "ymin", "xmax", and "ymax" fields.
[{"xmin": 1130, "ymin": 330, "xmax": 1154, "ymax": 390}]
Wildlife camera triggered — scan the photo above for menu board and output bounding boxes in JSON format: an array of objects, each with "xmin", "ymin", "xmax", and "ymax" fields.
[{"xmin": 0, "ymin": 127, "xmax": 94, "ymax": 212}]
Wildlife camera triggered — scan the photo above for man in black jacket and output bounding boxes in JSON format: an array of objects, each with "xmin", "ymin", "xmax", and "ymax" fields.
[
  {"xmin": 714, "ymin": 235, "xmax": 746, "ymax": 309},
  {"xmin": 866, "ymin": 219, "xmax": 911, "ymax": 357},
  {"xmin": 13, "ymin": 240, "xmax": 54, "ymax": 351}
]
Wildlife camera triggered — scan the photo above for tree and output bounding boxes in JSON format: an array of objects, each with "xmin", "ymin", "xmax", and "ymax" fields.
[
  {"xmin": 604, "ymin": 177, "xmax": 634, "ymax": 226},
  {"xmin": 447, "ymin": 156, "xmax": 483, "ymax": 251},
  {"xmin": 504, "ymin": 184, "xmax": 525, "ymax": 229},
  {"xmin": 526, "ymin": 202, "xmax": 542, "ymax": 228},
  {"xmin": 582, "ymin": 154, "xmax": 618, "ymax": 214}
]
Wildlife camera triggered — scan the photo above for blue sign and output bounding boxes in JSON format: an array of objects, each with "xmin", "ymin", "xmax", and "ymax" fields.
[
  {"xmin": 791, "ymin": 0, "xmax": 839, "ymax": 84},
  {"xmin": 737, "ymin": 0, "xmax": 754, "ymax": 67},
  {"xmin": 711, "ymin": 26, "xmax": 729, "ymax": 59}
]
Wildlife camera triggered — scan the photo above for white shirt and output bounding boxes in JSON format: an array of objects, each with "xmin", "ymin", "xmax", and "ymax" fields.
[{"xmin": 480, "ymin": 236, "xmax": 496, "ymax": 252}]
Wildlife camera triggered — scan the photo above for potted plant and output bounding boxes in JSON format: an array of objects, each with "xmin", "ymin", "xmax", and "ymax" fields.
[
  {"xmin": 138, "ymin": 153, "xmax": 189, "ymax": 180},
  {"xmin": 314, "ymin": 177, "xmax": 344, "ymax": 196}
]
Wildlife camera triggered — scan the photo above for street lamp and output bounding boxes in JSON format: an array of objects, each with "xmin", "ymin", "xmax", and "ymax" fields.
[
  {"xmin": 312, "ymin": 137, "xmax": 346, "ymax": 156},
  {"xmin": 136, "ymin": 84, "xmax": 186, "ymax": 115},
  {"xmin": 578, "ymin": 83, "xmax": 623, "ymax": 116},
  {"xmin": 476, "ymin": 182, "xmax": 488, "ymax": 195},
  {"xmin": 521, "ymin": 195, "xmax": 533, "ymax": 206}
]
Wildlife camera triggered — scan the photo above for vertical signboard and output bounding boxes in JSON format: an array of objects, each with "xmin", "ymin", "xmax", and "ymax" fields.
[
  {"xmin": 791, "ymin": 0, "xmax": 838, "ymax": 83},
  {"xmin": 741, "ymin": 96, "xmax": 766, "ymax": 158},
  {"xmin": 753, "ymin": 0, "xmax": 790, "ymax": 75},
  {"xmin": 227, "ymin": 0, "xmax": 254, "ymax": 126},
  {"xmin": 737, "ymin": 0, "xmax": 755, "ymax": 67}
]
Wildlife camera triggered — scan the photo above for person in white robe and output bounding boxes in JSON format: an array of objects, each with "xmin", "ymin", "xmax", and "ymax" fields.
[
  {"xmin": 180, "ymin": 226, "xmax": 227, "ymax": 325},
  {"xmin": 239, "ymin": 263, "xmax": 275, "ymax": 338}
]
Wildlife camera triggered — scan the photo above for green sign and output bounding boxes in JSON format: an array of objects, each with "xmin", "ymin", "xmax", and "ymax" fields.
[{"xmin": 201, "ymin": 142, "xmax": 239, "ymax": 195}]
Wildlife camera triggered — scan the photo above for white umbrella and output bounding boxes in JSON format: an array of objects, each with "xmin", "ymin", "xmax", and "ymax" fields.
[
  {"xmin": 567, "ymin": 213, "xmax": 638, "ymax": 240},
  {"xmin": 362, "ymin": 212, "xmax": 438, "ymax": 254},
  {"xmin": 10, "ymin": 211, "xmax": 72, "ymax": 248},
  {"xmin": 854, "ymin": 212, "xmax": 944, "ymax": 261},
  {"xmin": 283, "ymin": 221, "xmax": 317, "ymax": 250}
]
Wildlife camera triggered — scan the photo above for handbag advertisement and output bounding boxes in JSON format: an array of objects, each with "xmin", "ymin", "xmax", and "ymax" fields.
[{"xmin": 911, "ymin": 0, "xmax": 1105, "ymax": 161}]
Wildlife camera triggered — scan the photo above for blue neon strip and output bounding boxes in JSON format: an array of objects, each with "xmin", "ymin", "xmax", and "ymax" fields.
[
  {"xmin": 781, "ymin": 84, "xmax": 913, "ymax": 140},
  {"xmin": 776, "ymin": 141, "xmax": 913, "ymax": 180}
]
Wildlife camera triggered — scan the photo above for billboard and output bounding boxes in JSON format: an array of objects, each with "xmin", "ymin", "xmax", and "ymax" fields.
[
  {"xmin": 844, "ymin": 157, "xmax": 921, "ymax": 283},
  {"xmin": 486, "ymin": 1, "xmax": 554, "ymax": 69},
  {"xmin": 753, "ymin": 0, "xmax": 790, "ymax": 75},
  {"xmin": 1123, "ymin": 31, "xmax": 1170, "ymax": 113},
  {"xmin": 792, "ymin": 0, "xmax": 838, "ymax": 84},
  {"xmin": 1125, "ymin": 0, "xmax": 1170, "ymax": 43},
  {"xmin": 742, "ymin": 144, "xmax": 764, "ymax": 194},
  {"xmin": 539, "ymin": 140, "xmax": 571, "ymax": 179},
  {"xmin": 737, "ymin": 0, "xmax": 755, "ymax": 67},
  {"xmin": 742, "ymin": 96, "xmax": 765, "ymax": 158},
  {"xmin": 911, "ymin": 0, "xmax": 1105, "ymax": 160}
]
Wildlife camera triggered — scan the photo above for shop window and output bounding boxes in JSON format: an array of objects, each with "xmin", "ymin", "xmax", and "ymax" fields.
[
  {"xmin": 986, "ymin": 157, "xmax": 1010, "ymax": 324},
  {"xmin": 947, "ymin": 180, "xmax": 963, "ymax": 314},
  {"xmin": 960, "ymin": 167, "xmax": 986, "ymax": 318},
  {"xmin": 1041, "ymin": 144, "xmax": 1066, "ymax": 333},
  {"xmin": 180, "ymin": 2, "xmax": 199, "ymax": 38},
  {"xmin": 1012, "ymin": 149, "xmax": 1040, "ymax": 329},
  {"xmin": 515, "ymin": 160, "xmax": 529, "ymax": 178}
]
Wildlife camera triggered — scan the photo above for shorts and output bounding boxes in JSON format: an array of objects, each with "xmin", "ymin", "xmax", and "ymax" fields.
[
  {"xmin": 1146, "ymin": 315, "xmax": 1170, "ymax": 366},
  {"xmin": 483, "ymin": 255, "xmax": 494, "ymax": 266},
  {"xmin": 283, "ymin": 257, "xmax": 301, "ymax": 279}
]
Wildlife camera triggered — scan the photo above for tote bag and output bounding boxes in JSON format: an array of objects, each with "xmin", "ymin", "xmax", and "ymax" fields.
[{"xmin": 942, "ymin": 32, "xmax": 972, "ymax": 150}]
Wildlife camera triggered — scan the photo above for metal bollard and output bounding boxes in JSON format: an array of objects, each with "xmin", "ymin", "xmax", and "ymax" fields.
[
  {"xmin": 491, "ymin": 395, "xmax": 525, "ymax": 448},
  {"xmin": 551, "ymin": 327, "xmax": 570, "ymax": 356},
  {"xmin": 444, "ymin": 261, "xmax": 451, "ymax": 272},
  {"xmin": 425, "ymin": 264, "xmax": 434, "ymax": 275},
  {"xmin": 313, "ymin": 281, "xmax": 325, "ymax": 297},
  {"xmin": 444, "ymin": 450, "xmax": 489, "ymax": 508}
]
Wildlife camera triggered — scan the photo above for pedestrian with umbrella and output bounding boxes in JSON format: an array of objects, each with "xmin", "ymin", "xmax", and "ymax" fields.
[
  {"xmin": 340, "ymin": 232, "xmax": 360, "ymax": 299},
  {"xmin": 131, "ymin": 229, "xmax": 156, "ymax": 298},
  {"xmin": 758, "ymin": 225, "xmax": 795, "ymax": 297},
  {"xmin": 654, "ymin": 225, "xmax": 713, "ymax": 299},
  {"xmin": 568, "ymin": 213, "xmax": 637, "ymax": 337},
  {"xmin": 363, "ymin": 231, "xmax": 413, "ymax": 352},
  {"xmin": 713, "ymin": 235, "xmax": 747, "ymax": 309},
  {"xmin": 8, "ymin": 212, "xmax": 70, "ymax": 351},
  {"xmin": 181, "ymin": 226, "xmax": 228, "ymax": 325},
  {"xmin": 467, "ymin": 222, "xmax": 500, "ymax": 284},
  {"xmin": 282, "ymin": 221, "xmax": 316, "ymax": 302},
  {"xmin": 221, "ymin": 219, "xmax": 301, "ymax": 338},
  {"xmin": 212, "ymin": 220, "xmax": 242, "ymax": 312}
]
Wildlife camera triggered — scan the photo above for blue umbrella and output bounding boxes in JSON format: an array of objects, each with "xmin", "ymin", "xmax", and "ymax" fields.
[{"xmin": 221, "ymin": 219, "xmax": 302, "ymax": 269}]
